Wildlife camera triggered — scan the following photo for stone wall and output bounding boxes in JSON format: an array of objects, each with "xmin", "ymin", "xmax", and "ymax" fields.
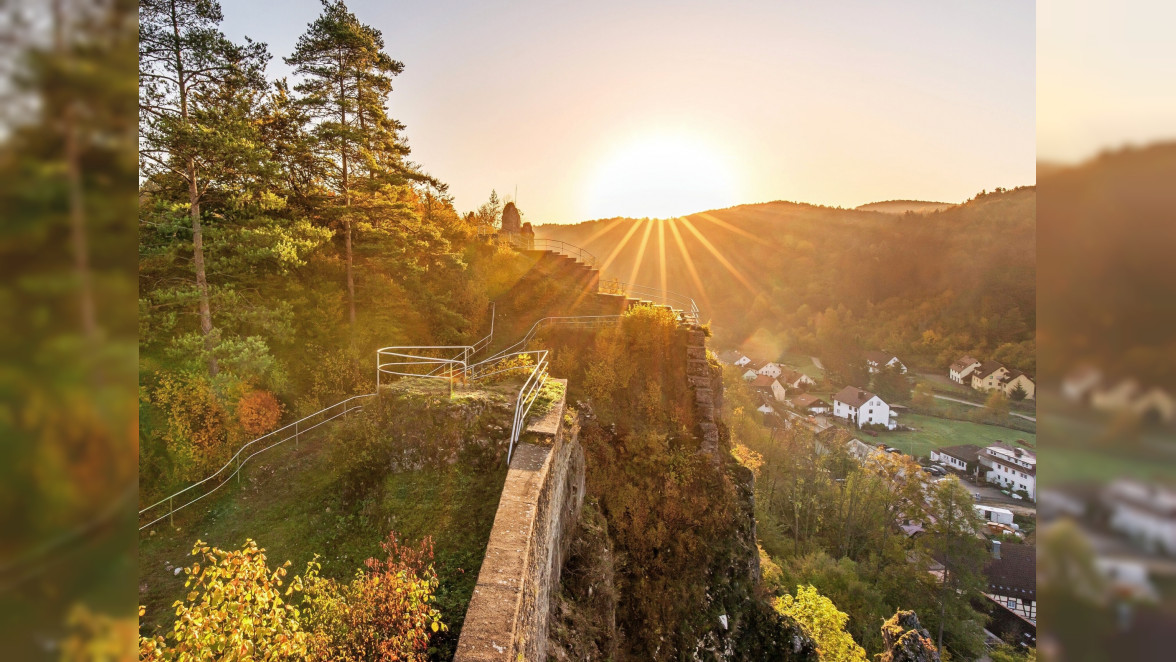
[{"xmin": 455, "ymin": 379, "xmax": 585, "ymax": 662}]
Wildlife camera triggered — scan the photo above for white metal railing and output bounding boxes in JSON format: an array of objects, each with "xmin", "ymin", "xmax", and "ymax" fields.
[
  {"xmin": 505, "ymin": 350, "xmax": 550, "ymax": 463},
  {"xmin": 138, "ymin": 393, "xmax": 375, "ymax": 531}
]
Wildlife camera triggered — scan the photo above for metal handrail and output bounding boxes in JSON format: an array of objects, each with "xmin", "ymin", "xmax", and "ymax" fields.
[
  {"xmin": 597, "ymin": 278, "xmax": 701, "ymax": 324},
  {"xmin": 138, "ymin": 393, "xmax": 375, "ymax": 531},
  {"xmin": 508, "ymin": 235, "xmax": 598, "ymax": 269}
]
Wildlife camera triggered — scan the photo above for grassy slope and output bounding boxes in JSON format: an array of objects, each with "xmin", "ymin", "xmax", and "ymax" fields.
[{"xmin": 138, "ymin": 381, "xmax": 514, "ymax": 659}]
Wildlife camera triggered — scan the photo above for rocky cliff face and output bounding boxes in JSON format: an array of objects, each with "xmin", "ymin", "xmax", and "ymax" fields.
[{"xmin": 879, "ymin": 611, "xmax": 942, "ymax": 662}]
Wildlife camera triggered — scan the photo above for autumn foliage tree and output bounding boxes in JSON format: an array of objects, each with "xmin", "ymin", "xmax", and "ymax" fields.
[
  {"xmin": 774, "ymin": 585, "xmax": 868, "ymax": 662},
  {"xmin": 237, "ymin": 389, "xmax": 283, "ymax": 436},
  {"xmin": 140, "ymin": 534, "xmax": 443, "ymax": 661}
]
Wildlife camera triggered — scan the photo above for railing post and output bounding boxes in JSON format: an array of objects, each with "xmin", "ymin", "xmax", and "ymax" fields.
[
  {"xmin": 295, "ymin": 419, "xmax": 299, "ymax": 448},
  {"xmin": 169, "ymin": 496, "xmax": 173, "ymax": 528},
  {"xmin": 236, "ymin": 455, "xmax": 240, "ymax": 485}
]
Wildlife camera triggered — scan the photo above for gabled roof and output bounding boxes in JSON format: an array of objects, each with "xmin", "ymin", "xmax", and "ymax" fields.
[
  {"xmin": 934, "ymin": 443, "xmax": 982, "ymax": 465},
  {"xmin": 780, "ymin": 369, "xmax": 810, "ymax": 384},
  {"xmin": 974, "ymin": 361, "xmax": 1007, "ymax": 379},
  {"xmin": 984, "ymin": 543, "xmax": 1036, "ymax": 600},
  {"xmin": 833, "ymin": 386, "xmax": 881, "ymax": 408},
  {"xmin": 745, "ymin": 360, "xmax": 766, "ymax": 371},
  {"xmin": 950, "ymin": 355, "xmax": 980, "ymax": 372},
  {"xmin": 1000, "ymin": 369, "xmax": 1034, "ymax": 385},
  {"xmin": 751, "ymin": 375, "xmax": 777, "ymax": 389},
  {"xmin": 865, "ymin": 350, "xmax": 901, "ymax": 365},
  {"xmin": 791, "ymin": 393, "xmax": 828, "ymax": 409}
]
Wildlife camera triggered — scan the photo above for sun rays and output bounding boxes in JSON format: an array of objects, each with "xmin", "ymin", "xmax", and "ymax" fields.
[
  {"xmin": 676, "ymin": 216, "xmax": 758, "ymax": 295},
  {"xmin": 560, "ymin": 211, "xmax": 760, "ymax": 319}
]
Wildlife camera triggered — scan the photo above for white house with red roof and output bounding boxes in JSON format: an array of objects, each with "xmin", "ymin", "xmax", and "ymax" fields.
[{"xmin": 832, "ymin": 386, "xmax": 895, "ymax": 429}]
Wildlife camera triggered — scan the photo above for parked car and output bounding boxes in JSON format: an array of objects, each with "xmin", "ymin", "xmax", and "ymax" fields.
[{"xmin": 885, "ymin": 447, "xmax": 901, "ymax": 454}]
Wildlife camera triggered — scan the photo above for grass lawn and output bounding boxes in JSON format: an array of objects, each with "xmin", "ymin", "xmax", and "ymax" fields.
[
  {"xmin": 778, "ymin": 352, "xmax": 825, "ymax": 380},
  {"xmin": 139, "ymin": 382, "xmax": 513, "ymax": 659},
  {"xmin": 1036, "ymin": 410, "xmax": 1176, "ymax": 487},
  {"xmin": 866, "ymin": 413, "xmax": 1036, "ymax": 458}
]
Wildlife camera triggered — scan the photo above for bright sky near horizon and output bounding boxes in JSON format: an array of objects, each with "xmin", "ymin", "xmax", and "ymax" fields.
[{"xmin": 220, "ymin": 0, "xmax": 1035, "ymax": 224}]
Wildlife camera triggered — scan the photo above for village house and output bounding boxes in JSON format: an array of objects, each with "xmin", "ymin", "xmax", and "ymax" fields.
[
  {"xmin": 970, "ymin": 360, "xmax": 1010, "ymax": 392},
  {"xmin": 930, "ymin": 444, "xmax": 983, "ymax": 477},
  {"xmin": 1103, "ymin": 479, "xmax": 1176, "ymax": 556},
  {"xmin": 716, "ymin": 349, "xmax": 750, "ymax": 367},
  {"xmin": 1090, "ymin": 378, "xmax": 1140, "ymax": 413},
  {"xmin": 1062, "ymin": 365, "xmax": 1103, "ymax": 403},
  {"xmin": 981, "ymin": 442, "xmax": 1037, "ymax": 501},
  {"xmin": 865, "ymin": 351, "xmax": 907, "ymax": 374},
  {"xmin": 779, "ymin": 369, "xmax": 816, "ymax": 390},
  {"xmin": 832, "ymin": 386, "xmax": 896, "ymax": 429},
  {"xmin": 845, "ymin": 438, "xmax": 879, "ymax": 462},
  {"xmin": 751, "ymin": 374, "xmax": 787, "ymax": 402},
  {"xmin": 756, "ymin": 361, "xmax": 784, "ymax": 379},
  {"xmin": 949, "ymin": 355, "xmax": 982, "ymax": 384},
  {"xmin": 1000, "ymin": 369, "xmax": 1036, "ymax": 400},
  {"xmin": 790, "ymin": 393, "xmax": 831, "ymax": 415},
  {"xmin": 1132, "ymin": 386, "xmax": 1176, "ymax": 425},
  {"xmin": 740, "ymin": 360, "xmax": 764, "ymax": 381},
  {"xmin": 984, "ymin": 540, "xmax": 1036, "ymax": 623},
  {"xmin": 756, "ymin": 402, "xmax": 775, "ymax": 415}
]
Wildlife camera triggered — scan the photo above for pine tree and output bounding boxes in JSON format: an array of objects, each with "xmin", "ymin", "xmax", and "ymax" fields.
[
  {"xmin": 285, "ymin": 0, "xmax": 410, "ymax": 332},
  {"xmin": 139, "ymin": 0, "xmax": 270, "ymax": 376}
]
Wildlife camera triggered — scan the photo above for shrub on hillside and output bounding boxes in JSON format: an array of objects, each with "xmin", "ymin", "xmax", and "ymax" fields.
[
  {"xmin": 140, "ymin": 534, "xmax": 443, "ymax": 662},
  {"xmin": 150, "ymin": 372, "xmax": 229, "ymax": 483},
  {"xmin": 301, "ymin": 533, "xmax": 444, "ymax": 661},
  {"xmin": 237, "ymin": 390, "xmax": 283, "ymax": 436},
  {"xmin": 774, "ymin": 585, "xmax": 868, "ymax": 662}
]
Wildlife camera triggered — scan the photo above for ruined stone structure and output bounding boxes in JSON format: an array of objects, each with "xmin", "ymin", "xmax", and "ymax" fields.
[
  {"xmin": 500, "ymin": 201, "xmax": 522, "ymax": 234},
  {"xmin": 455, "ymin": 379, "xmax": 585, "ymax": 662},
  {"xmin": 686, "ymin": 325, "xmax": 723, "ymax": 462}
]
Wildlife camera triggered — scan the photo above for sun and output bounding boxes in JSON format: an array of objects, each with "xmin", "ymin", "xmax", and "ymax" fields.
[{"xmin": 584, "ymin": 134, "xmax": 740, "ymax": 219}]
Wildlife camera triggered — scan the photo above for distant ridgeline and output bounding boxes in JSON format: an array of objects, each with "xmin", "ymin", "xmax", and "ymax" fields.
[{"xmin": 536, "ymin": 187, "xmax": 1036, "ymax": 376}]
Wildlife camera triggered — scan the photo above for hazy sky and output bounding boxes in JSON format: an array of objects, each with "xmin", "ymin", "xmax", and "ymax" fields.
[
  {"xmin": 221, "ymin": 0, "xmax": 1035, "ymax": 223},
  {"xmin": 1038, "ymin": 0, "xmax": 1176, "ymax": 163}
]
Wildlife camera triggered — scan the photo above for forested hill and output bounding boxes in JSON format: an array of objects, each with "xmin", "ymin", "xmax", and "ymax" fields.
[
  {"xmin": 855, "ymin": 199, "xmax": 955, "ymax": 214},
  {"xmin": 537, "ymin": 186, "xmax": 1036, "ymax": 375}
]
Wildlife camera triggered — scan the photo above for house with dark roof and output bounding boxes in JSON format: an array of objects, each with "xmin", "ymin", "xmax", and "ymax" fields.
[
  {"xmin": 983, "ymin": 540, "xmax": 1036, "ymax": 623},
  {"xmin": 832, "ymin": 386, "xmax": 895, "ymax": 429},
  {"xmin": 929, "ymin": 443, "xmax": 983, "ymax": 476},
  {"xmin": 999, "ymin": 368, "xmax": 1036, "ymax": 400},
  {"xmin": 779, "ymin": 369, "xmax": 816, "ymax": 390},
  {"xmin": 740, "ymin": 360, "xmax": 765, "ymax": 381},
  {"xmin": 949, "ymin": 355, "xmax": 981, "ymax": 384},
  {"xmin": 864, "ymin": 350, "xmax": 907, "ymax": 374},
  {"xmin": 790, "ymin": 393, "xmax": 830, "ymax": 415}
]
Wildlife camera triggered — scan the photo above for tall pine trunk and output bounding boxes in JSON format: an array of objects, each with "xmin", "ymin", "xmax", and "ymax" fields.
[
  {"xmin": 53, "ymin": 2, "xmax": 95, "ymax": 345},
  {"xmin": 171, "ymin": 0, "xmax": 217, "ymax": 377},
  {"xmin": 339, "ymin": 66, "xmax": 356, "ymax": 333},
  {"xmin": 189, "ymin": 160, "xmax": 218, "ymax": 377}
]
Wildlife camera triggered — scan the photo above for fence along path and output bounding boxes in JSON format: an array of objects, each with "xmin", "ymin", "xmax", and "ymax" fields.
[{"xmin": 139, "ymin": 242, "xmax": 700, "ymax": 531}]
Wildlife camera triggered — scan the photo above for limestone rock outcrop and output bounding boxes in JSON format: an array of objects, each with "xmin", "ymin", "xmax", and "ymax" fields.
[{"xmin": 879, "ymin": 610, "xmax": 941, "ymax": 662}]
